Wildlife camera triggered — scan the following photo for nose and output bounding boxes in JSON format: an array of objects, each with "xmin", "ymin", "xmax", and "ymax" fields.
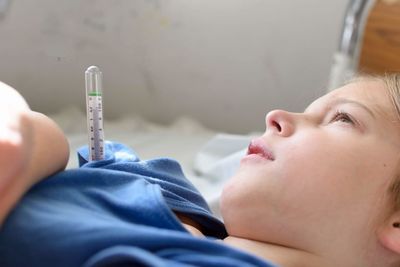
[{"xmin": 265, "ymin": 109, "xmax": 296, "ymax": 137}]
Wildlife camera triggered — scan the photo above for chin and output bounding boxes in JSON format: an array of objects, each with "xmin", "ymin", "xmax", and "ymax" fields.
[
  {"xmin": 219, "ymin": 181, "xmax": 237, "ymax": 222},
  {"xmin": 220, "ymin": 180, "xmax": 249, "ymax": 226}
]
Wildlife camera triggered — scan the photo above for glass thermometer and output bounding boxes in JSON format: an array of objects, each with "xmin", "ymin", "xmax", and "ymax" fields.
[{"xmin": 85, "ymin": 66, "xmax": 105, "ymax": 161}]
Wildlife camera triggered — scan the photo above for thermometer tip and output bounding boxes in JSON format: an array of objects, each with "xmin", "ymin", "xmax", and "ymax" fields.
[{"xmin": 86, "ymin": 66, "xmax": 101, "ymax": 73}]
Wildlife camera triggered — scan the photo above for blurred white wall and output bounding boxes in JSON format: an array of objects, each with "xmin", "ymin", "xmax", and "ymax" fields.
[{"xmin": 0, "ymin": 0, "xmax": 349, "ymax": 133}]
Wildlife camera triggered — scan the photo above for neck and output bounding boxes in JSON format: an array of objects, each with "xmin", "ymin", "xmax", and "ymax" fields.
[{"xmin": 223, "ymin": 235, "xmax": 333, "ymax": 267}]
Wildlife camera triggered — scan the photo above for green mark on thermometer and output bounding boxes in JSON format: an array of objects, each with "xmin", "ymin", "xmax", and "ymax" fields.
[{"xmin": 88, "ymin": 92, "xmax": 102, "ymax": 96}]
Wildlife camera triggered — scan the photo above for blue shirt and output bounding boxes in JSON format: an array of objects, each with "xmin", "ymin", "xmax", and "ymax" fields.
[{"xmin": 0, "ymin": 142, "xmax": 277, "ymax": 267}]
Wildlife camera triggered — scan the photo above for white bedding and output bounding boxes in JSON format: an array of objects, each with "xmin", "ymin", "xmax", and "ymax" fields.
[{"xmin": 49, "ymin": 107, "xmax": 254, "ymax": 217}]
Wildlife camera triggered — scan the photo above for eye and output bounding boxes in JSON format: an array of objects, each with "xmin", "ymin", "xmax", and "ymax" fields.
[{"xmin": 330, "ymin": 110, "xmax": 355, "ymax": 125}]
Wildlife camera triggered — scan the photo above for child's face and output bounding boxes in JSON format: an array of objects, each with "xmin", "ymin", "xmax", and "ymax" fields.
[{"xmin": 221, "ymin": 80, "xmax": 400, "ymax": 262}]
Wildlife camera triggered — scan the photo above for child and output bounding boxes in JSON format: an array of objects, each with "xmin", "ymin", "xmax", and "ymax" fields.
[{"xmin": 1, "ymin": 75, "xmax": 400, "ymax": 267}]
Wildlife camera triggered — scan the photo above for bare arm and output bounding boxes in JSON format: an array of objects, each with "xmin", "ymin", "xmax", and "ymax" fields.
[{"xmin": 0, "ymin": 82, "xmax": 69, "ymax": 225}]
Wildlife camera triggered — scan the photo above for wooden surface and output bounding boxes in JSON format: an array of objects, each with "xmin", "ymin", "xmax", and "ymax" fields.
[{"xmin": 358, "ymin": 0, "xmax": 400, "ymax": 74}]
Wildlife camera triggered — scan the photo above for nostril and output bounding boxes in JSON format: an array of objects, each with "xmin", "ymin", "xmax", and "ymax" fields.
[
  {"xmin": 273, "ymin": 121, "xmax": 281, "ymax": 132},
  {"xmin": 266, "ymin": 110, "xmax": 293, "ymax": 135}
]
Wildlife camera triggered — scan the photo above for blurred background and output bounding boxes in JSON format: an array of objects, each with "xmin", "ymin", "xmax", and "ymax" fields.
[{"xmin": 0, "ymin": 0, "xmax": 349, "ymax": 133}]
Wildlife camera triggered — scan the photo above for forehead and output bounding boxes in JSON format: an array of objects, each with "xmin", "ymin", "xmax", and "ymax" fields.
[{"xmin": 310, "ymin": 80, "xmax": 395, "ymax": 118}]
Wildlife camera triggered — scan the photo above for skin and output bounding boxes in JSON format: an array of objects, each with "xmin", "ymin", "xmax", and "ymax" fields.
[
  {"xmin": 0, "ymin": 82, "xmax": 69, "ymax": 225},
  {"xmin": 220, "ymin": 80, "xmax": 400, "ymax": 267}
]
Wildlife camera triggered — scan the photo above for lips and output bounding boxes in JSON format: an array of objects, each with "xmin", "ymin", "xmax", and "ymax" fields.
[{"xmin": 247, "ymin": 139, "xmax": 274, "ymax": 160}]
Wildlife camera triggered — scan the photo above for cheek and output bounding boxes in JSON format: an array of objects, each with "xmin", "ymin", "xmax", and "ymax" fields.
[
  {"xmin": 270, "ymin": 139, "xmax": 367, "ymax": 208},
  {"xmin": 279, "ymin": 137, "xmax": 396, "ymax": 211},
  {"xmin": 280, "ymin": 133, "xmax": 367, "ymax": 181}
]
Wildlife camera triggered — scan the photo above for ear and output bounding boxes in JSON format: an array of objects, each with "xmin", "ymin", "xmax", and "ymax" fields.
[{"xmin": 378, "ymin": 211, "xmax": 400, "ymax": 254}]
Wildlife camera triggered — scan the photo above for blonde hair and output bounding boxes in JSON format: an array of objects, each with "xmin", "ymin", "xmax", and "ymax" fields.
[{"xmin": 383, "ymin": 73, "xmax": 400, "ymax": 210}]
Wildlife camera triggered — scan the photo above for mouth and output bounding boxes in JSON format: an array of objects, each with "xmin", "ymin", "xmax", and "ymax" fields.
[{"xmin": 246, "ymin": 139, "xmax": 274, "ymax": 161}]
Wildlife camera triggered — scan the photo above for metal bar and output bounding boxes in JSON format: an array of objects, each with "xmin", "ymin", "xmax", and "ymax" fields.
[
  {"xmin": 338, "ymin": 0, "xmax": 375, "ymax": 60},
  {"xmin": 328, "ymin": 0, "xmax": 375, "ymax": 90}
]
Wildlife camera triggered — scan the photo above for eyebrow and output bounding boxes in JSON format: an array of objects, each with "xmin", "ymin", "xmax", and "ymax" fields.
[{"xmin": 327, "ymin": 98, "xmax": 376, "ymax": 119}]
